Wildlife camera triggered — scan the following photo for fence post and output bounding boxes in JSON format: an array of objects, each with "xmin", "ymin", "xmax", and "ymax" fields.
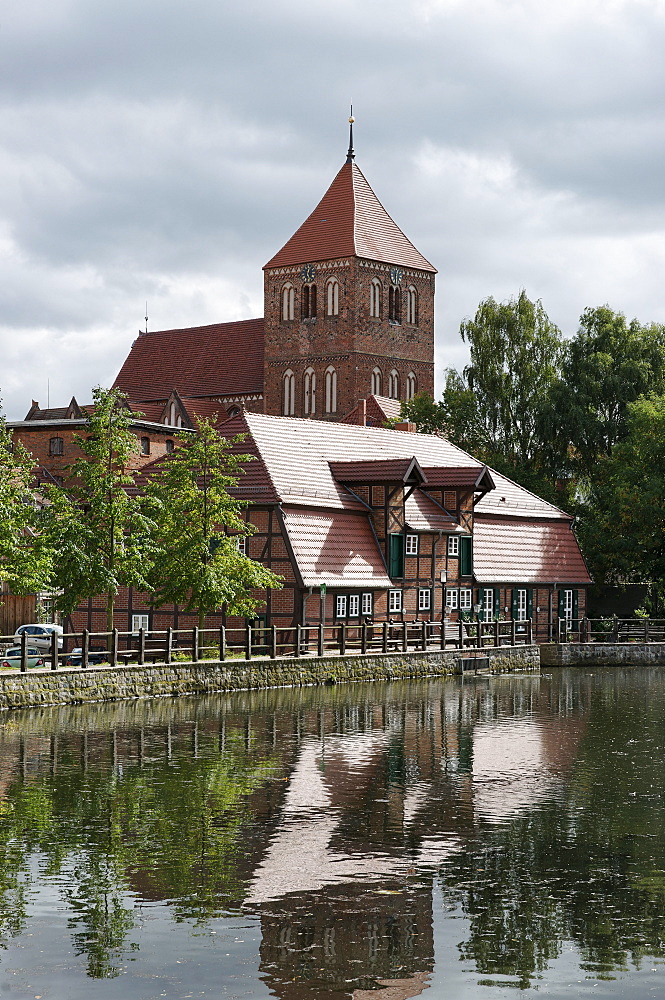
[
  {"xmin": 528, "ymin": 618, "xmax": 533, "ymax": 644},
  {"xmin": 493, "ymin": 619, "xmax": 499, "ymax": 647},
  {"xmin": 166, "ymin": 627, "xmax": 173, "ymax": 664},
  {"xmin": 645, "ymin": 619, "xmax": 650, "ymax": 643},
  {"xmin": 138, "ymin": 627, "xmax": 145, "ymax": 665},
  {"xmin": 402, "ymin": 621, "xmax": 408, "ymax": 652},
  {"xmin": 293, "ymin": 625, "xmax": 301, "ymax": 657},
  {"xmin": 511, "ymin": 619, "xmax": 516, "ymax": 646},
  {"xmin": 612, "ymin": 616, "xmax": 619, "ymax": 643},
  {"xmin": 421, "ymin": 621, "xmax": 427, "ymax": 651},
  {"xmin": 82, "ymin": 629, "xmax": 89, "ymax": 669},
  {"xmin": 219, "ymin": 626, "xmax": 226, "ymax": 662},
  {"xmin": 191, "ymin": 628, "xmax": 199, "ymax": 662},
  {"xmin": 111, "ymin": 628, "xmax": 118, "ymax": 667},
  {"xmin": 318, "ymin": 623, "xmax": 325, "ymax": 658},
  {"xmin": 382, "ymin": 622, "xmax": 388, "ymax": 653},
  {"xmin": 440, "ymin": 621, "xmax": 446, "ymax": 651},
  {"xmin": 20, "ymin": 630, "xmax": 27, "ymax": 673},
  {"xmin": 458, "ymin": 620, "xmax": 464, "ymax": 649},
  {"xmin": 339, "ymin": 624, "xmax": 346, "ymax": 655},
  {"xmin": 50, "ymin": 629, "xmax": 58, "ymax": 670},
  {"xmin": 270, "ymin": 626, "xmax": 277, "ymax": 660},
  {"xmin": 245, "ymin": 625, "xmax": 252, "ymax": 660}
]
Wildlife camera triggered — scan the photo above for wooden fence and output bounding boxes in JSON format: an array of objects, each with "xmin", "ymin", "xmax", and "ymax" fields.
[
  {"xmin": 0, "ymin": 618, "xmax": 534, "ymax": 673},
  {"xmin": 557, "ymin": 617, "xmax": 665, "ymax": 643}
]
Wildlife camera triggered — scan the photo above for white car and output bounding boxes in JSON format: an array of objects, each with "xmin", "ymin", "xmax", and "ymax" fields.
[{"xmin": 13, "ymin": 624, "xmax": 63, "ymax": 652}]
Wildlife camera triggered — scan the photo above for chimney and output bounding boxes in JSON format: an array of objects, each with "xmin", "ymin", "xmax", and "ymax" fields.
[
  {"xmin": 358, "ymin": 398, "xmax": 367, "ymax": 426},
  {"xmin": 394, "ymin": 421, "xmax": 417, "ymax": 433}
]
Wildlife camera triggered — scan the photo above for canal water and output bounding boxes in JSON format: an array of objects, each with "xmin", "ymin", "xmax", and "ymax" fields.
[{"xmin": 0, "ymin": 669, "xmax": 663, "ymax": 999}]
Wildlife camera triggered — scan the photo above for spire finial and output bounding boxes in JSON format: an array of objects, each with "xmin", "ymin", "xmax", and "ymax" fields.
[{"xmin": 346, "ymin": 105, "xmax": 355, "ymax": 163}]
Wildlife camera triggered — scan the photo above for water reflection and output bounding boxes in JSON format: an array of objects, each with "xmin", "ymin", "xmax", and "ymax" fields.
[{"xmin": 0, "ymin": 672, "xmax": 662, "ymax": 996}]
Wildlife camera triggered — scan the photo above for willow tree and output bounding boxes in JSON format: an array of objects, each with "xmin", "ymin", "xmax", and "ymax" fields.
[{"xmin": 143, "ymin": 418, "xmax": 281, "ymax": 637}]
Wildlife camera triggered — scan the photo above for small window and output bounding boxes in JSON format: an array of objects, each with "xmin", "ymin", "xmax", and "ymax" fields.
[
  {"xmin": 336, "ymin": 595, "xmax": 347, "ymax": 618},
  {"xmin": 459, "ymin": 589, "xmax": 472, "ymax": 611},
  {"xmin": 446, "ymin": 589, "xmax": 459, "ymax": 610},
  {"xmin": 361, "ymin": 593, "xmax": 373, "ymax": 615},
  {"xmin": 406, "ymin": 372, "xmax": 417, "ymax": 400},
  {"xmin": 140, "ymin": 437, "xmax": 150, "ymax": 456},
  {"xmin": 388, "ymin": 369, "xmax": 399, "ymax": 399},
  {"xmin": 563, "ymin": 589, "xmax": 574, "ymax": 624},
  {"xmin": 326, "ymin": 279, "xmax": 339, "ymax": 317},
  {"xmin": 49, "ymin": 437, "xmax": 64, "ymax": 456},
  {"xmin": 370, "ymin": 278, "xmax": 382, "ymax": 318},
  {"xmin": 304, "ymin": 367, "xmax": 316, "ymax": 416},
  {"xmin": 132, "ymin": 614, "xmax": 149, "ymax": 635},
  {"xmin": 283, "ymin": 369, "xmax": 295, "ymax": 416},
  {"xmin": 447, "ymin": 536, "xmax": 459, "ymax": 557},
  {"xmin": 389, "ymin": 590, "xmax": 402, "ymax": 614},
  {"xmin": 325, "ymin": 366, "xmax": 337, "ymax": 414},
  {"xmin": 371, "ymin": 367, "xmax": 382, "ymax": 396},
  {"xmin": 165, "ymin": 439, "xmax": 174, "ymax": 454},
  {"xmin": 349, "ymin": 594, "xmax": 360, "ymax": 617},
  {"xmin": 405, "ymin": 534, "xmax": 418, "ymax": 556},
  {"xmin": 418, "ymin": 588, "xmax": 431, "ymax": 612},
  {"xmin": 236, "ymin": 536, "xmax": 247, "ymax": 555},
  {"xmin": 483, "ymin": 588, "xmax": 494, "ymax": 623}
]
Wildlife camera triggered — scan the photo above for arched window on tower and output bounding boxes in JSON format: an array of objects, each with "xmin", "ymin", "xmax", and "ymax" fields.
[
  {"xmin": 388, "ymin": 286, "xmax": 401, "ymax": 323},
  {"xmin": 302, "ymin": 283, "xmax": 317, "ymax": 319},
  {"xmin": 406, "ymin": 372, "xmax": 417, "ymax": 400},
  {"xmin": 304, "ymin": 367, "xmax": 316, "ymax": 416},
  {"xmin": 370, "ymin": 278, "xmax": 382, "ymax": 318},
  {"xmin": 326, "ymin": 279, "xmax": 339, "ymax": 316},
  {"xmin": 406, "ymin": 285, "xmax": 418, "ymax": 325},
  {"xmin": 283, "ymin": 369, "xmax": 295, "ymax": 416},
  {"xmin": 371, "ymin": 367, "xmax": 382, "ymax": 396},
  {"xmin": 325, "ymin": 366, "xmax": 337, "ymax": 414},
  {"xmin": 281, "ymin": 283, "xmax": 295, "ymax": 321},
  {"xmin": 388, "ymin": 369, "xmax": 399, "ymax": 399}
]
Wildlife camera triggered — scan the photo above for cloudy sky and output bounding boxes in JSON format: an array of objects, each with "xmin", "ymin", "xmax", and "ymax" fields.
[{"xmin": 2, "ymin": 0, "xmax": 665, "ymax": 418}]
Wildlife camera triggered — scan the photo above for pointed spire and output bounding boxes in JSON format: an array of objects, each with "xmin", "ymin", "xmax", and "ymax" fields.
[{"xmin": 346, "ymin": 106, "xmax": 355, "ymax": 163}]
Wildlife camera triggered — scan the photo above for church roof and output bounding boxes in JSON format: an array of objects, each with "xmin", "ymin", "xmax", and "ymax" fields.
[
  {"xmin": 113, "ymin": 318, "xmax": 264, "ymax": 403},
  {"xmin": 264, "ymin": 162, "xmax": 436, "ymax": 273}
]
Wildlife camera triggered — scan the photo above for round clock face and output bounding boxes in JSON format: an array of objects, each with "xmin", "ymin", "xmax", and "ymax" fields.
[
  {"xmin": 300, "ymin": 264, "xmax": 316, "ymax": 282},
  {"xmin": 390, "ymin": 267, "xmax": 403, "ymax": 285}
]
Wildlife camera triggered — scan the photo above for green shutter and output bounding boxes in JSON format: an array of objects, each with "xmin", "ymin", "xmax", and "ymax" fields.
[
  {"xmin": 511, "ymin": 588, "xmax": 518, "ymax": 619},
  {"xmin": 494, "ymin": 588, "xmax": 500, "ymax": 619},
  {"xmin": 460, "ymin": 536, "xmax": 472, "ymax": 576},
  {"xmin": 527, "ymin": 589, "xmax": 534, "ymax": 619},
  {"xmin": 558, "ymin": 590, "xmax": 565, "ymax": 618},
  {"xmin": 572, "ymin": 590, "xmax": 579, "ymax": 629},
  {"xmin": 389, "ymin": 534, "xmax": 404, "ymax": 579}
]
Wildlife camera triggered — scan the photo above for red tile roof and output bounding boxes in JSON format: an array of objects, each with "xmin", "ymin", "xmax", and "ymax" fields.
[
  {"xmin": 113, "ymin": 318, "xmax": 264, "ymax": 402},
  {"xmin": 264, "ymin": 162, "xmax": 436, "ymax": 272},
  {"xmin": 341, "ymin": 394, "xmax": 403, "ymax": 427},
  {"xmin": 281, "ymin": 508, "xmax": 392, "ymax": 588},
  {"xmin": 405, "ymin": 491, "xmax": 464, "ymax": 533},
  {"xmin": 473, "ymin": 516, "xmax": 592, "ymax": 584},
  {"xmin": 421, "ymin": 465, "xmax": 495, "ymax": 491},
  {"xmin": 329, "ymin": 457, "xmax": 426, "ymax": 484}
]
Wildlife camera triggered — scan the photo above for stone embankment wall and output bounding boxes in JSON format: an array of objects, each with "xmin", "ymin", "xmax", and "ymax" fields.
[
  {"xmin": 0, "ymin": 646, "xmax": 539, "ymax": 711},
  {"xmin": 540, "ymin": 643, "xmax": 665, "ymax": 667}
]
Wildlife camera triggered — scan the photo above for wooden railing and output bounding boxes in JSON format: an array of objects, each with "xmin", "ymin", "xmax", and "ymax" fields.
[
  {"xmin": 556, "ymin": 617, "xmax": 665, "ymax": 643},
  {"xmin": 0, "ymin": 618, "xmax": 534, "ymax": 672}
]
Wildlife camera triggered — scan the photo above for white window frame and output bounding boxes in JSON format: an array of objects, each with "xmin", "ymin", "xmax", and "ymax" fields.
[
  {"xmin": 405, "ymin": 534, "xmax": 418, "ymax": 556},
  {"xmin": 516, "ymin": 588, "xmax": 527, "ymax": 620},
  {"xmin": 447, "ymin": 535, "xmax": 459, "ymax": 557},
  {"xmin": 361, "ymin": 592, "xmax": 373, "ymax": 616},
  {"xmin": 335, "ymin": 595, "xmax": 347, "ymax": 619},
  {"xmin": 236, "ymin": 536, "xmax": 246, "ymax": 555},
  {"xmin": 563, "ymin": 589, "xmax": 574, "ymax": 624},
  {"xmin": 459, "ymin": 589, "xmax": 472, "ymax": 611},
  {"xmin": 418, "ymin": 588, "xmax": 431, "ymax": 612},
  {"xmin": 132, "ymin": 614, "xmax": 149, "ymax": 635},
  {"xmin": 389, "ymin": 590, "xmax": 402, "ymax": 614},
  {"xmin": 446, "ymin": 589, "xmax": 459, "ymax": 610},
  {"xmin": 483, "ymin": 588, "xmax": 494, "ymax": 623},
  {"xmin": 348, "ymin": 594, "xmax": 360, "ymax": 617}
]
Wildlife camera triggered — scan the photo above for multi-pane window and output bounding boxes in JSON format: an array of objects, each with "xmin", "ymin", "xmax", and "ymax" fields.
[
  {"xmin": 371, "ymin": 367, "xmax": 382, "ymax": 396},
  {"xmin": 348, "ymin": 594, "xmax": 360, "ymax": 617},
  {"xmin": 563, "ymin": 589, "xmax": 574, "ymax": 624},
  {"xmin": 325, "ymin": 366, "xmax": 337, "ymax": 413},
  {"xmin": 361, "ymin": 592, "xmax": 373, "ymax": 615},
  {"xmin": 389, "ymin": 590, "xmax": 402, "ymax": 614},
  {"xmin": 388, "ymin": 369, "xmax": 399, "ymax": 399},
  {"xmin": 418, "ymin": 588, "xmax": 431, "ymax": 612},
  {"xmin": 132, "ymin": 614, "xmax": 149, "ymax": 634},
  {"xmin": 446, "ymin": 589, "xmax": 459, "ymax": 610},
  {"xmin": 49, "ymin": 437, "xmax": 63, "ymax": 456},
  {"xmin": 326, "ymin": 279, "xmax": 339, "ymax": 316},
  {"xmin": 482, "ymin": 588, "xmax": 494, "ymax": 623},
  {"xmin": 281, "ymin": 283, "xmax": 295, "ymax": 320},
  {"xmin": 405, "ymin": 534, "xmax": 418, "ymax": 555},
  {"xmin": 165, "ymin": 439, "xmax": 174, "ymax": 453},
  {"xmin": 459, "ymin": 589, "xmax": 473, "ymax": 611},
  {"xmin": 304, "ymin": 367, "xmax": 316, "ymax": 415},
  {"xmin": 283, "ymin": 369, "xmax": 295, "ymax": 415},
  {"xmin": 370, "ymin": 278, "xmax": 382, "ymax": 317},
  {"xmin": 406, "ymin": 372, "xmax": 417, "ymax": 400},
  {"xmin": 406, "ymin": 285, "xmax": 418, "ymax": 324},
  {"xmin": 447, "ymin": 535, "xmax": 459, "ymax": 557},
  {"xmin": 335, "ymin": 595, "xmax": 347, "ymax": 618},
  {"xmin": 140, "ymin": 437, "xmax": 150, "ymax": 456},
  {"xmin": 516, "ymin": 588, "xmax": 528, "ymax": 619},
  {"xmin": 235, "ymin": 536, "xmax": 247, "ymax": 555}
]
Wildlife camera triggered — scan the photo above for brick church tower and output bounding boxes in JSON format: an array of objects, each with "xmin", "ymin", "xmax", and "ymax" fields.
[{"xmin": 263, "ymin": 120, "xmax": 436, "ymax": 420}]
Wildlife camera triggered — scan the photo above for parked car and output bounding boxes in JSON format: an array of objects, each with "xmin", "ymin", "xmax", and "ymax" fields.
[
  {"xmin": 13, "ymin": 624, "xmax": 63, "ymax": 652},
  {"xmin": 65, "ymin": 647, "xmax": 107, "ymax": 666},
  {"xmin": 1, "ymin": 647, "xmax": 45, "ymax": 670}
]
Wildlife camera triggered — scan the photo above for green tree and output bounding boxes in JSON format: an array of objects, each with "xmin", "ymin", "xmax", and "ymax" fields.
[
  {"xmin": 43, "ymin": 387, "xmax": 154, "ymax": 631},
  {"xmin": 552, "ymin": 306, "xmax": 665, "ymax": 475},
  {"xmin": 144, "ymin": 418, "xmax": 281, "ymax": 636},
  {"xmin": 0, "ymin": 397, "xmax": 53, "ymax": 595}
]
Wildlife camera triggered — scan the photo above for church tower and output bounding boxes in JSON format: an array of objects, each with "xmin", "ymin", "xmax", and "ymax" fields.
[{"xmin": 263, "ymin": 120, "xmax": 436, "ymax": 420}]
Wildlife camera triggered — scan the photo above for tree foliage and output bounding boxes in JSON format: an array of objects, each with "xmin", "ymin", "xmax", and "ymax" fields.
[{"xmin": 143, "ymin": 417, "xmax": 281, "ymax": 631}]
